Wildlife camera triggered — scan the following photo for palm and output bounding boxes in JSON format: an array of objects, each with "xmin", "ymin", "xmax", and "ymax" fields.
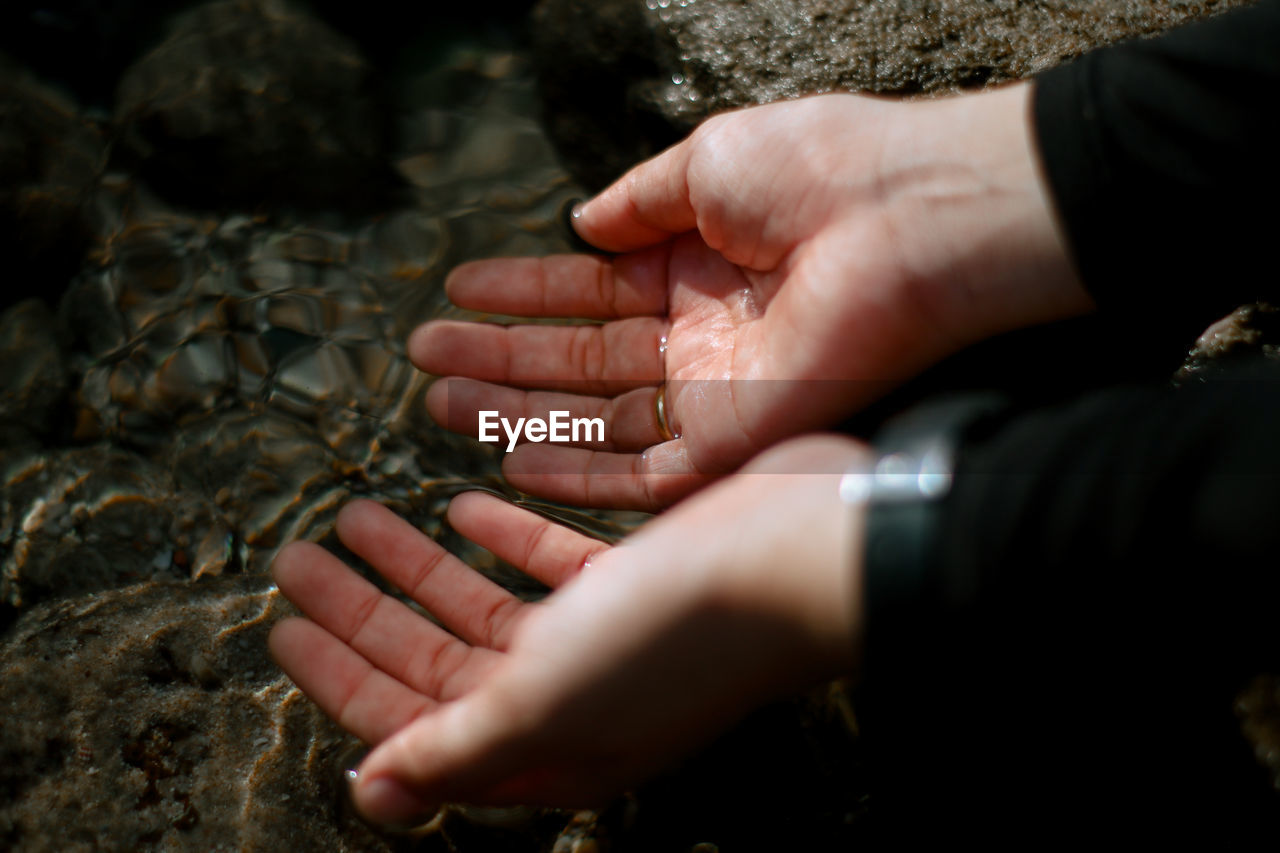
[
  {"xmin": 270, "ymin": 495, "xmax": 685, "ymax": 815},
  {"xmin": 412, "ymin": 232, "xmax": 917, "ymax": 511},
  {"xmin": 272, "ymin": 495, "xmax": 738, "ymax": 808},
  {"xmin": 271, "ymin": 493, "xmax": 770, "ymax": 814},
  {"xmin": 270, "ymin": 496, "xmax": 605, "ymax": 749},
  {"xmin": 410, "ymin": 94, "xmax": 964, "ymax": 510},
  {"xmin": 270, "ymin": 435, "xmax": 867, "ymax": 823},
  {"xmin": 410, "ymin": 86, "xmax": 1088, "ymax": 510}
]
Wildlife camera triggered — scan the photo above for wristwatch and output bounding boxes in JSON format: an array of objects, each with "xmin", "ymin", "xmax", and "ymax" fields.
[{"xmin": 841, "ymin": 393, "xmax": 1008, "ymax": 648}]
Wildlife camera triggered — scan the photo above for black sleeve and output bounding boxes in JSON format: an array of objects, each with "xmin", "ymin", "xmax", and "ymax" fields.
[
  {"xmin": 1034, "ymin": 0, "xmax": 1280, "ymax": 345},
  {"xmin": 857, "ymin": 5, "xmax": 1280, "ymax": 841},
  {"xmin": 857, "ymin": 360, "xmax": 1280, "ymax": 843},
  {"xmin": 936, "ymin": 363, "xmax": 1280, "ymax": 676}
]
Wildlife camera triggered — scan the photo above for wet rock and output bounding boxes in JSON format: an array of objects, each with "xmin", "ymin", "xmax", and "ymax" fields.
[
  {"xmin": 0, "ymin": 576, "xmax": 864, "ymax": 851},
  {"xmin": 394, "ymin": 46, "xmax": 581, "ymax": 250},
  {"xmin": 162, "ymin": 409, "xmax": 393, "ymax": 577},
  {"xmin": 0, "ymin": 577, "xmax": 392, "ymax": 852},
  {"xmin": 1237, "ymin": 674, "xmax": 1280, "ymax": 792},
  {"xmin": 0, "ymin": 446, "xmax": 231, "ymax": 626},
  {"xmin": 0, "ymin": 58, "xmax": 106, "ymax": 307},
  {"xmin": 532, "ymin": 0, "xmax": 1255, "ymax": 189},
  {"xmin": 0, "ymin": 300, "xmax": 69, "ymax": 444},
  {"xmin": 114, "ymin": 0, "xmax": 391, "ymax": 210},
  {"xmin": 1176, "ymin": 303, "xmax": 1280, "ymax": 383},
  {"xmin": 0, "ymin": 2, "xmax": 183, "ymax": 109},
  {"xmin": 530, "ymin": 0, "xmax": 687, "ymax": 194}
]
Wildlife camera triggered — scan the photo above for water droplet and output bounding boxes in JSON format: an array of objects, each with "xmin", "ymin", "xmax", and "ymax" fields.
[{"xmin": 671, "ymin": 73, "xmax": 685, "ymax": 85}]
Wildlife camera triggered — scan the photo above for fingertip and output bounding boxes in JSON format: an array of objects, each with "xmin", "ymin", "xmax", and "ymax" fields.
[
  {"xmin": 335, "ymin": 497, "xmax": 372, "ymax": 524},
  {"xmin": 408, "ymin": 320, "xmax": 485, "ymax": 378},
  {"xmin": 445, "ymin": 489, "xmax": 500, "ymax": 525},
  {"xmin": 441, "ymin": 262, "xmax": 467, "ymax": 302},
  {"xmin": 408, "ymin": 321, "xmax": 470, "ymax": 376},
  {"xmin": 352, "ymin": 773, "xmax": 440, "ymax": 829},
  {"xmin": 572, "ymin": 144, "xmax": 697, "ymax": 252},
  {"xmin": 422, "ymin": 377, "xmax": 450, "ymax": 426},
  {"xmin": 421, "ymin": 375, "xmax": 489, "ymax": 433},
  {"xmin": 442, "ymin": 260, "xmax": 490, "ymax": 307},
  {"xmin": 354, "ymin": 727, "xmax": 449, "ymax": 826},
  {"xmin": 266, "ymin": 616, "xmax": 309, "ymax": 666},
  {"xmin": 567, "ymin": 191, "xmax": 632, "ymax": 253},
  {"xmin": 561, "ymin": 196, "xmax": 603, "ymax": 255},
  {"xmin": 406, "ymin": 322, "xmax": 436, "ymax": 371},
  {"xmin": 335, "ymin": 498, "xmax": 383, "ymax": 543},
  {"xmin": 565, "ymin": 185, "xmax": 620, "ymax": 250},
  {"xmin": 271, "ymin": 541, "xmax": 312, "ymax": 587}
]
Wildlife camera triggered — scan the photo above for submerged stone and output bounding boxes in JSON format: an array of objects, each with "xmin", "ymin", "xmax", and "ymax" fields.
[
  {"xmin": 114, "ymin": 0, "xmax": 392, "ymax": 210},
  {"xmin": 0, "ymin": 300, "xmax": 69, "ymax": 444},
  {"xmin": 0, "ymin": 59, "xmax": 106, "ymax": 309}
]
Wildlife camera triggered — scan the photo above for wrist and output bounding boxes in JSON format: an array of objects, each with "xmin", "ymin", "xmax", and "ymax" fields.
[
  {"xmin": 712, "ymin": 436, "xmax": 871, "ymax": 681},
  {"xmin": 850, "ymin": 393, "xmax": 1011, "ymax": 681},
  {"xmin": 882, "ymin": 82, "xmax": 1094, "ymax": 350}
]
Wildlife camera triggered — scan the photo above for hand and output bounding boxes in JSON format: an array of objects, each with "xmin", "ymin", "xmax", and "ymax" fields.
[
  {"xmin": 269, "ymin": 435, "xmax": 868, "ymax": 826},
  {"xmin": 411, "ymin": 82, "xmax": 1090, "ymax": 510}
]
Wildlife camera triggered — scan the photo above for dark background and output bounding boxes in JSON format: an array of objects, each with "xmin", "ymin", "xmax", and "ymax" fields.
[{"xmin": 0, "ymin": 1, "xmax": 538, "ymax": 108}]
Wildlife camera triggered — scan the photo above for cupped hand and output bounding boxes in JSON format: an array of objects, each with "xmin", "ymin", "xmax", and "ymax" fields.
[
  {"xmin": 412, "ymin": 82, "xmax": 1090, "ymax": 510},
  {"xmin": 269, "ymin": 435, "xmax": 868, "ymax": 826}
]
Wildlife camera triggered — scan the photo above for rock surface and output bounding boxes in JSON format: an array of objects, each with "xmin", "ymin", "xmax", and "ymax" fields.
[
  {"xmin": 533, "ymin": 0, "xmax": 1256, "ymax": 189},
  {"xmin": 0, "ymin": 300, "xmax": 69, "ymax": 446},
  {"xmin": 0, "ymin": 61, "xmax": 106, "ymax": 306},
  {"xmin": 114, "ymin": 0, "xmax": 390, "ymax": 209}
]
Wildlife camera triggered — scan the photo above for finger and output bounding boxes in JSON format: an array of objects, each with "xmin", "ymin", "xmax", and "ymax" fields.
[
  {"xmin": 444, "ymin": 251, "xmax": 669, "ymax": 319},
  {"xmin": 352, "ymin": 675, "xmax": 639, "ymax": 823},
  {"xmin": 446, "ymin": 491, "xmax": 610, "ymax": 588},
  {"xmin": 273, "ymin": 541, "xmax": 499, "ymax": 699},
  {"xmin": 350, "ymin": 690, "xmax": 538, "ymax": 823},
  {"xmin": 335, "ymin": 500, "xmax": 529, "ymax": 651},
  {"xmin": 502, "ymin": 443, "xmax": 712, "ymax": 511},
  {"xmin": 572, "ymin": 140, "xmax": 698, "ymax": 253},
  {"xmin": 408, "ymin": 317, "xmax": 667, "ymax": 394},
  {"xmin": 268, "ymin": 617, "xmax": 434, "ymax": 745},
  {"xmin": 425, "ymin": 377, "xmax": 667, "ymax": 452}
]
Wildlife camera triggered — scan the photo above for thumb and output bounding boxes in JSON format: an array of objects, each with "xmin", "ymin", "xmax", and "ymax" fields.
[
  {"xmin": 573, "ymin": 137, "xmax": 699, "ymax": 252},
  {"xmin": 350, "ymin": 690, "xmax": 530, "ymax": 826}
]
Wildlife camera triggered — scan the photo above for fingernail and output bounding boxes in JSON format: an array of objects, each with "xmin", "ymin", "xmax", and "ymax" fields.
[
  {"xmin": 356, "ymin": 775, "xmax": 439, "ymax": 828},
  {"xmin": 560, "ymin": 197, "xmax": 599, "ymax": 254}
]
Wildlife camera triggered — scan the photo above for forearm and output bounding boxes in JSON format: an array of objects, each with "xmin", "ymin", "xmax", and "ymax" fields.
[{"xmin": 878, "ymin": 82, "xmax": 1094, "ymax": 349}]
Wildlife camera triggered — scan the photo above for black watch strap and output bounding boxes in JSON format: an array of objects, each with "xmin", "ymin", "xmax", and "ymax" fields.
[{"xmin": 842, "ymin": 393, "xmax": 1009, "ymax": 660}]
